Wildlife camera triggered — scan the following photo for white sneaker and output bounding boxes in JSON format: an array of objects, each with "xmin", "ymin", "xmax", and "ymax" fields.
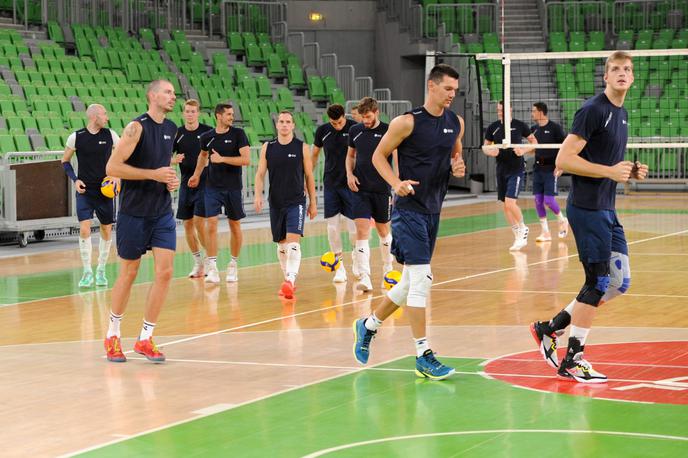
[
  {"xmin": 226, "ymin": 260, "xmax": 238, "ymax": 283},
  {"xmin": 558, "ymin": 217, "xmax": 569, "ymax": 238},
  {"xmin": 189, "ymin": 263, "xmax": 204, "ymax": 278},
  {"xmin": 333, "ymin": 266, "xmax": 347, "ymax": 283},
  {"xmin": 356, "ymin": 273, "xmax": 373, "ymax": 292},
  {"xmin": 203, "ymin": 258, "xmax": 211, "ymax": 277},
  {"xmin": 509, "ymin": 226, "xmax": 529, "ymax": 251},
  {"xmin": 205, "ymin": 267, "xmax": 220, "ymax": 284},
  {"xmin": 536, "ymin": 231, "xmax": 552, "ymax": 243}
]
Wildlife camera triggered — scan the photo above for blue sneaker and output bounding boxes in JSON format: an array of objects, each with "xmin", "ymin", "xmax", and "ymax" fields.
[
  {"xmin": 352, "ymin": 318, "xmax": 377, "ymax": 365},
  {"xmin": 415, "ymin": 350, "xmax": 455, "ymax": 380}
]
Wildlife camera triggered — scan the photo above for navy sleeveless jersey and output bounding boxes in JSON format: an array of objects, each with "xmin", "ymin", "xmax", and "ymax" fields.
[
  {"xmin": 568, "ymin": 93, "xmax": 628, "ymax": 210},
  {"xmin": 396, "ymin": 107, "xmax": 461, "ymax": 214},
  {"xmin": 119, "ymin": 114, "xmax": 177, "ymax": 217},
  {"xmin": 266, "ymin": 137, "xmax": 305, "ymax": 208},
  {"xmin": 174, "ymin": 123, "xmax": 213, "ymax": 184},
  {"xmin": 348, "ymin": 121, "xmax": 391, "ymax": 194},
  {"xmin": 530, "ymin": 120, "xmax": 566, "ymax": 171},
  {"xmin": 313, "ymin": 119, "xmax": 356, "ymax": 188},
  {"xmin": 484, "ymin": 119, "xmax": 531, "ymax": 174},
  {"xmin": 74, "ymin": 127, "xmax": 114, "ymax": 192},
  {"xmin": 200, "ymin": 127, "xmax": 250, "ymax": 190}
]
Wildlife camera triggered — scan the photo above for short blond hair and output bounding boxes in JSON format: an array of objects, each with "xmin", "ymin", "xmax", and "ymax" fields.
[
  {"xmin": 357, "ymin": 97, "xmax": 378, "ymax": 114},
  {"xmin": 605, "ymin": 51, "xmax": 633, "ymax": 74},
  {"xmin": 184, "ymin": 99, "xmax": 200, "ymax": 110}
]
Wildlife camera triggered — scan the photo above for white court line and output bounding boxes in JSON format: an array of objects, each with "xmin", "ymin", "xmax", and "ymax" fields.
[
  {"xmin": 135, "ymin": 228, "xmax": 688, "ymax": 354},
  {"xmin": 488, "ymin": 357, "xmax": 688, "ymax": 369},
  {"xmin": 302, "ymin": 429, "xmax": 688, "ymax": 457},
  {"xmin": 432, "ymin": 288, "xmax": 688, "ymax": 299},
  {"xmin": 60, "ymin": 354, "xmax": 409, "ymax": 458}
]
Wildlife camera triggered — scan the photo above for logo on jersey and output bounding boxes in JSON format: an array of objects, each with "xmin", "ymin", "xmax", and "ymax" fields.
[
  {"xmin": 98, "ymin": 141, "xmax": 107, "ymax": 145},
  {"xmin": 374, "ymin": 134, "xmax": 382, "ymax": 138},
  {"xmin": 443, "ymin": 128, "xmax": 454, "ymax": 134},
  {"xmin": 342, "ymin": 133, "xmax": 349, "ymax": 137},
  {"xmin": 224, "ymin": 139, "xmax": 232, "ymax": 143},
  {"xmin": 197, "ymin": 135, "xmax": 201, "ymax": 139},
  {"xmin": 604, "ymin": 112, "xmax": 613, "ymax": 128},
  {"xmin": 622, "ymin": 119, "xmax": 627, "ymax": 125},
  {"xmin": 288, "ymin": 154, "xmax": 296, "ymax": 158},
  {"xmin": 544, "ymin": 130, "xmax": 550, "ymax": 134},
  {"xmin": 163, "ymin": 135, "xmax": 172, "ymax": 140}
]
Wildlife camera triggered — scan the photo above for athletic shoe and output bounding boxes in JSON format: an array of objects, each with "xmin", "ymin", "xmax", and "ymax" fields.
[
  {"xmin": 280, "ymin": 280, "xmax": 295, "ymax": 299},
  {"xmin": 188, "ymin": 263, "xmax": 204, "ymax": 278},
  {"xmin": 529, "ymin": 321, "xmax": 560, "ymax": 368},
  {"xmin": 203, "ymin": 258, "xmax": 211, "ymax": 277},
  {"xmin": 509, "ymin": 226, "xmax": 529, "ymax": 251},
  {"xmin": 558, "ymin": 217, "xmax": 569, "ymax": 239},
  {"xmin": 205, "ymin": 267, "xmax": 220, "ymax": 284},
  {"xmin": 104, "ymin": 336, "xmax": 126, "ymax": 362},
  {"xmin": 78, "ymin": 270, "xmax": 94, "ymax": 288},
  {"xmin": 352, "ymin": 318, "xmax": 377, "ymax": 364},
  {"xmin": 134, "ymin": 337, "xmax": 165, "ymax": 363},
  {"xmin": 415, "ymin": 350, "xmax": 455, "ymax": 380},
  {"xmin": 356, "ymin": 273, "xmax": 373, "ymax": 292},
  {"xmin": 536, "ymin": 231, "xmax": 552, "ymax": 243},
  {"xmin": 558, "ymin": 337, "xmax": 606, "ymax": 383},
  {"xmin": 333, "ymin": 266, "xmax": 347, "ymax": 283},
  {"xmin": 226, "ymin": 260, "xmax": 238, "ymax": 283},
  {"xmin": 95, "ymin": 269, "xmax": 108, "ymax": 287}
]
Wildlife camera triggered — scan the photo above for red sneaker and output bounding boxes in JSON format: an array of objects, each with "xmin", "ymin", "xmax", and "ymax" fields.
[
  {"xmin": 134, "ymin": 337, "xmax": 165, "ymax": 363},
  {"xmin": 104, "ymin": 336, "xmax": 126, "ymax": 362},
  {"xmin": 280, "ymin": 280, "xmax": 295, "ymax": 299}
]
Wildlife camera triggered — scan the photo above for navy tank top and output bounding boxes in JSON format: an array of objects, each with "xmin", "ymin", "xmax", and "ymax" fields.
[
  {"xmin": 119, "ymin": 114, "xmax": 178, "ymax": 217},
  {"xmin": 396, "ymin": 107, "xmax": 461, "ymax": 214},
  {"xmin": 74, "ymin": 127, "xmax": 114, "ymax": 192},
  {"xmin": 266, "ymin": 136, "xmax": 305, "ymax": 208}
]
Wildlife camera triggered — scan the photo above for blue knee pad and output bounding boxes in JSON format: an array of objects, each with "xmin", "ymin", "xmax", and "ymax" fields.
[{"xmin": 576, "ymin": 261, "xmax": 610, "ymax": 306}]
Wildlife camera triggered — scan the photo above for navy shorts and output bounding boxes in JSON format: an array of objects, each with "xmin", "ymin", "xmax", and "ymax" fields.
[
  {"xmin": 176, "ymin": 184, "xmax": 208, "ymax": 220},
  {"xmin": 324, "ymin": 186, "xmax": 354, "ymax": 219},
  {"xmin": 532, "ymin": 167, "xmax": 558, "ymax": 196},
  {"xmin": 390, "ymin": 207, "xmax": 440, "ymax": 265},
  {"xmin": 497, "ymin": 170, "xmax": 525, "ymax": 202},
  {"xmin": 204, "ymin": 185, "xmax": 245, "ymax": 220},
  {"xmin": 116, "ymin": 212, "xmax": 177, "ymax": 260},
  {"xmin": 567, "ymin": 203, "xmax": 628, "ymax": 264},
  {"xmin": 269, "ymin": 201, "xmax": 306, "ymax": 243},
  {"xmin": 76, "ymin": 191, "xmax": 115, "ymax": 224},
  {"xmin": 351, "ymin": 191, "xmax": 392, "ymax": 223}
]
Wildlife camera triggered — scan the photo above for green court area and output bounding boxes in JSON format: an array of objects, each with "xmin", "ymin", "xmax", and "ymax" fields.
[{"xmin": 79, "ymin": 357, "xmax": 688, "ymax": 457}]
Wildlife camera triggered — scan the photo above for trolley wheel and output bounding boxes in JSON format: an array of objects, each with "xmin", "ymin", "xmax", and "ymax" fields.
[
  {"xmin": 34, "ymin": 230, "xmax": 45, "ymax": 241},
  {"xmin": 18, "ymin": 232, "xmax": 28, "ymax": 248}
]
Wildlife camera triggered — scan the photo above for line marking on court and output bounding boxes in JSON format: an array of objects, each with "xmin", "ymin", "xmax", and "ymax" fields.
[
  {"xmin": 432, "ymin": 288, "xmax": 688, "ymax": 299},
  {"xmin": 302, "ymin": 429, "xmax": 688, "ymax": 457},
  {"xmin": 60, "ymin": 354, "xmax": 409, "ymax": 458},
  {"xmin": 191, "ymin": 404, "xmax": 236, "ymax": 416},
  {"xmin": 123, "ymin": 228, "xmax": 688, "ymax": 355}
]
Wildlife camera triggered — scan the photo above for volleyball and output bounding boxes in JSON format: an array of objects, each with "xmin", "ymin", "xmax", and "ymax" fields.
[
  {"xmin": 320, "ymin": 251, "xmax": 340, "ymax": 272},
  {"xmin": 383, "ymin": 270, "xmax": 402, "ymax": 290},
  {"xmin": 101, "ymin": 176, "xmax": 120, "ymax": 198}
]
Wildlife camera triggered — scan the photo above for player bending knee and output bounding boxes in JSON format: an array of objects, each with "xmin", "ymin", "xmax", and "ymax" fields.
[{"xmin": 576, "ymin": 261, "xmax": 610, "ymax": 306}]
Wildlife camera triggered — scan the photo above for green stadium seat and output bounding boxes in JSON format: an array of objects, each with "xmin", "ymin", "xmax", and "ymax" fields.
[
  {"xmin": 267, "ymin": 53, "xmax": 286, "ymax": 78},
  {"xmin": 13, "ymin": 134, "xmax": 31, "ymax": 151},
  {"xmin": 255, "ymin": 76, "xmax": 272, "ymax": 98},
  {"xmin": 228, "ymin": 32, "xmax": 244, "ymax": 55},
  {"xmin": 245, "ymin": 43, "xmax": 264, "ymax": 67},
  {"xmin": 307, "ymin": 76, "xmax": 328, "ymax": 102}
]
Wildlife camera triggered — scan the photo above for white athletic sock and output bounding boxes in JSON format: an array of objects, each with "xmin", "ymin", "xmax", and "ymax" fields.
[
  {"xmin": 208, "ymin": 256, "xmax": 217, "ymax": 270},
  {"xmin": 379, "ymin": 233, "xmax": 393, "ymax": 269},
  {"xmin": 139, "ymin": 320, "xmax": 155, "ymax": 341},
  {"xmin": 570, "ymin": 325, "xmax": 590, "ymax": 346},
  {"xmin": 414, "ymin": 337, "xmax": 430, "ymax": 357},
  {"xmin": 539, "ymin": 218, "xmax": 549, "ymax": 232},
  {"xmin": 277, "ymin": 243, "xmax": 287, "ymax": 274},
  {"xmin": 519, "ymin": 220, "xmax": 527, "ymax": 230},
  {"xmin": 97, "ymin": 238, "xmax": 112, "ymax": 271},
  {"xmin": 107, "ymin": 310, "xmax": 123, "ymax": 338},
  {"xmin": 364, "ymin": 313, "xmax": 382, "ymax": 331},
  {"xmin": 285, "ymin": 242, "xmax": 301, "ymax": 282},
  {"xmin": 355, "ymin": 239, "xmax": 371, "ymax": 276},
  {"xmin": 511, "ymin": 224, "xmax": 519, "ymax": 237},
  {"xmin": 192, "ymin": 250, "xmax": 202, "ymax": 265},
  {"xmin": 79, "ymin": 236, "xmax": 92, "ymax": 272}
]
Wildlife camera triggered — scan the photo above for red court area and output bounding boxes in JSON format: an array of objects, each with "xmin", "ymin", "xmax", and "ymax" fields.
[{"xmin": 484, "ymin": 341, "xmax": 688, "ymax": 404}]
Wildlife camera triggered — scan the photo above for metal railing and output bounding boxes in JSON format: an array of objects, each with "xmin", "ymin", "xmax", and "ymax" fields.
[
  {"xmin": 320, "ymin": 54, "xmax": 338, "ymax": 79},
  {"xmin": 337, "ymin": 65, "xmax": 356, "ymax": 100},
  {"xmin": 612, "ymin": 0, "xmax": 685, "ymax": 34},
  {"xmin": 220, "ymin": 0, "xmax": 287, "ymax": 36},
  {"xmin": 425, "ymin": 3, "xmax": 498, "ymax": 39},
  {"xmin": 378, "ymin": 0, "xmax": 424, "ymax": 41},
  {"xmin": 345, "ymin": 100, "xmax": 413, "ymax": 120},
  {"xmin": 355, "ymin": 77, "xmax": 374, "ymax": 100},
  {"xmin": 545, "ymin": 1, "xmax": 609, "ymax": 35},
  {"xmin": 374, "ymin": 88, "xmax": 392, "ymax": 101}
]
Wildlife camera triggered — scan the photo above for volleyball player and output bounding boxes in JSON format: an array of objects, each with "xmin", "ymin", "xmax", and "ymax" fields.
[
  {"xmin": 346, "ymin": 96, "xmax": 395, "ymax": 292},
  {"xmin": 312, "ymin": 104, "xmax": 358, "ymax": 283},
  {"xmin": 350, "ymin": 104, "xmax": 362, "ymax": 123},
  {"xmin": 61, "ymin": 104, "xmax": 120, "ymax": 288},
  {"xmin": 352, "ymin": 64, "xmax": 466, "ymax": 380},
  {"xmin": 530, "ymin": 102, "xmax": 568, "ymax": 242},
  {"xmin": 529, "ymin": 51, "xmax": 648, "ymax": 383},
  {"xmin": 189, "ymin": 103, "xmax": 250, "ymax": 284},
  {"xmin": 104, "ymin": 80, "xmax": 179, "ymax": 363},
  {"xmin": 171, "ymin": 99, "xmax": 213, "ymax": 277},
  {"xmin": 254, "ymin": 111, "xmax": 317, "ymax": 299}
]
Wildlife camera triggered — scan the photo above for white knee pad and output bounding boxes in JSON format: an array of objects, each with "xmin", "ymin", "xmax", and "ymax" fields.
[
  {"xmin": 327, "ymin": 215, "xmax": 342, "ymax": 253},
  {"xmin": 406, "ymin": 264, "xmax": 433, "ymax": 308},
  {"xmin": 602, "ymin": 251, "xmax": 631, "ymax": 303},
  {"xmin": 387, "ymin": 266, "xmax": 411, "ymax": 306}
]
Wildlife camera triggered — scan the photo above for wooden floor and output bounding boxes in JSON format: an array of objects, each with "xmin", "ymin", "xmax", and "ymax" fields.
[{"xmin": 1, "ymin": 195, "xmax": 687, "ymax": 456}]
